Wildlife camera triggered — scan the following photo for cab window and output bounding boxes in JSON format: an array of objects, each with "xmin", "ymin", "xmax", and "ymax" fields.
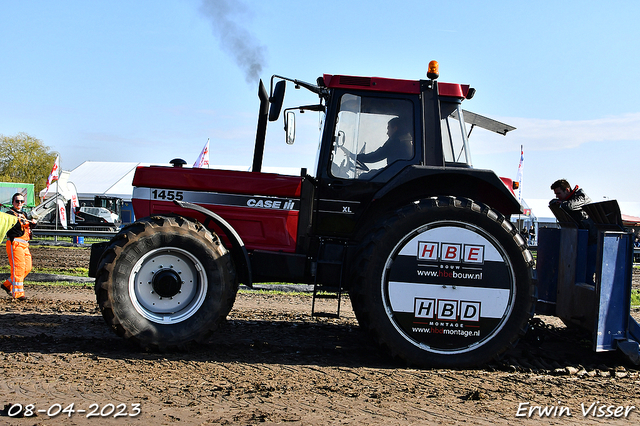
[
  {"xmin": 330, "ymin": 94, "xmax": 414, "ymax": 180},
  {"xmin": 441, "ymin": 102, "xmax": 471, "ymax": 166}
]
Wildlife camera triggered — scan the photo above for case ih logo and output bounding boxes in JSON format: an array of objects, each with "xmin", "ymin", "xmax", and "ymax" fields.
[
  {"xmin": 417, "ymin": 242, "xmax": 484, "ymax": 264},
  {"xmin": 414, "ymin": 298, "xmax": 481, "ymax": 322}
]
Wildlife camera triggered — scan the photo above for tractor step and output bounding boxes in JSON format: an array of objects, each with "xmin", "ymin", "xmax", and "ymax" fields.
[
  {"xmin": 313, "ymin": 285, "xmax": 341, "ymax": 298},
  {"xmin": 312, "ymin": 312, "xmax": 341, "ymax": 319},
  {"xmin": 311, "ymin": 239, "xmax": 347, "ymax": 319},
  {"xmin": 314, "ymin": 293, "xmax": 340, "ymax": 299}
]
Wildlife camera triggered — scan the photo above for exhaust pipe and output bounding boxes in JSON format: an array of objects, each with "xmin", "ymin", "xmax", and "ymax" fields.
[{"xmin": 252, "ymin": 80, "xmax": 269, "ymax": 173}]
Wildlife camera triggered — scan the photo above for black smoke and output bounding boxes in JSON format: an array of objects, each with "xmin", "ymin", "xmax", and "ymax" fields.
[{"xmin": 199, "ymin": 0, "xmax": 267, "ymax": 84}]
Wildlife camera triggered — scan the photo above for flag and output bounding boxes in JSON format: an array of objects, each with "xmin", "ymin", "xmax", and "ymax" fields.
[
  {"xmin": 515, "ymin": 145, "xmax": 524, "ymax": 202},
  {"xmin": 193, "ymin": 139, "xmax": 210, "ymax": 168},
  {"xmin": 57, "ymin": 198, "xmax": 67, "ymax": 229},
  {"xmin": 68, "ymin": 182, "xmax": 79, "ymax": 224},
  {"xmin": 44, "ymin": 154, "xmax": 60, "ymax": 197}
]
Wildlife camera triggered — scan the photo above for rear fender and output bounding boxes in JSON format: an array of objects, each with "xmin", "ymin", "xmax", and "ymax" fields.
[
  {"xmin": 352, "ymin": 168, "xmax": 522, "ymax": 243},
  {"xmin": 174, "ymin": 200, "xmax": 252, "ymax": 288},
  {"xmin": 373, "ymin": 167, "xmax": 522, "ymax": 217}
]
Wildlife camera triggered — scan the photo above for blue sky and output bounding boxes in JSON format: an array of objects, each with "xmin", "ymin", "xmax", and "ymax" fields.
[{"xmin": 1, "ymin": 0, "xmax": 639, "ymax": 204}]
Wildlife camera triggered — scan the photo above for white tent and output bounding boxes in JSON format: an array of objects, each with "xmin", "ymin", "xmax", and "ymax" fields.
[
  {"xmin": 69, "ymin": 161, "xmax": 140, "ymax": 201},
  {"xmin": 40, "ymin": 161, "xmax": 141, "ymax": 202}
]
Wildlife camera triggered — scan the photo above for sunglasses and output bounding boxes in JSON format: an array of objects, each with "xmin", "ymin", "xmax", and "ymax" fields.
[{"xmin": 13, "ymin": 199, "xmax": 25, "ymax": 204}]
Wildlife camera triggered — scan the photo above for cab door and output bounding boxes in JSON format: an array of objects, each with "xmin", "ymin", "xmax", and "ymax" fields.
[{"xmin": 315, "ymin": 90, "xmax": 421, "ymax": 237}]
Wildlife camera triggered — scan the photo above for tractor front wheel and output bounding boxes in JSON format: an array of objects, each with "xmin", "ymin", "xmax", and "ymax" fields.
[{"xmin": 94, "ymin": 215, "xmax": 237, "ymax": 350}]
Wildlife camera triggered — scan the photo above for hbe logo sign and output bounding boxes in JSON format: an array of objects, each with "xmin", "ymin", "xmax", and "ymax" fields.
[
  {"xmin": 417, "ymin": 242, "xmax": 484, "ymax": 264},
  {"xmin": 414, "ymin": 298, "xmax": 481, "ymax": 322}
]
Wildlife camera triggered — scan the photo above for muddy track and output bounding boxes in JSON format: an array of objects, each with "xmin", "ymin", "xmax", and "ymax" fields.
[{"xmin": 0, "ymin": 245, "xmax": 638, "ymax": 425}]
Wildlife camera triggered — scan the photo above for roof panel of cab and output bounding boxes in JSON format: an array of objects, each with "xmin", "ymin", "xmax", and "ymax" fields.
[
  {"xmin": 438, "ymin": 82, "xmax": 470, "ymax": 99},
  {"xmin": 323, "ymin": 74, "xmax": 420, "ymax": 94},
  {"xmin": 322, "ymin": 74, "xmax": 470, "ymax": 99}
]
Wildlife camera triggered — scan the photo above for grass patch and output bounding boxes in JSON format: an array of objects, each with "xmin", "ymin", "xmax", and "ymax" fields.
[
  {"xmin": 20, "ymin": 282, "xmax": 304, "ymax": 292},
  {"xmin": 34, "ymin": 244, "xmax": 88, "ymax": 249},
  {"xmin": 34, "ymin": 267, "xmax": 88, "ymax": 276},
  {"xmin": 238, "ymin": 282, "xmax": 311, "ymax": 296},
  {"xmin": 31, "ymin": 236, "xmax": 111, "ymax": 245},
  {"xmin": 632, "ymin": 289, "xmax": 640, "ymax": 308},
  {"xmin": 0, "ymin": 265, "xmax": 89, "ymax": 276},
  {"xmin": 25, "ymin": 281, "xmax": 90, "ymax": 287},
  {"xmin": 238, "ymin": 288, "xmax": 309, "ymax": 296}
]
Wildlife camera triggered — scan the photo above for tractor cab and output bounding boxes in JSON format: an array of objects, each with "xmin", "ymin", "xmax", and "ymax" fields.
[{"xmin": 265, "ymin": 62, "xmax": 519, "ymax": 241}]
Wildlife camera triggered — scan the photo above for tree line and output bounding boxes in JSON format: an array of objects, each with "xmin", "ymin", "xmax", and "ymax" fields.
[{"xmin": 0, "ymin": 133, "xmax": 57, "ymax": 200}]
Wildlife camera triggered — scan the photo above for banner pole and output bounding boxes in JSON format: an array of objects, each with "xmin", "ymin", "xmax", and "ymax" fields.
[{"xmin": 54, "ymin": 154, "xmax": 60, "ymax": 241}]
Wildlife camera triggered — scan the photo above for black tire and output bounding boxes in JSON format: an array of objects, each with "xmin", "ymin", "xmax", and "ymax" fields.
[
  {"xmin": 95, "ymin": 215, "xmax": 237, "ymax": 351},
  {"xmin": 349, "ymin": 196, "xmax": 536, "ymax": 368}
]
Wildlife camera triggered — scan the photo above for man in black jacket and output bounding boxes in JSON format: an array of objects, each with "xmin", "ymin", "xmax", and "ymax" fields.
[{"xmin": 549, "ymin": 179, "xmax": 596, "ymax": 244}]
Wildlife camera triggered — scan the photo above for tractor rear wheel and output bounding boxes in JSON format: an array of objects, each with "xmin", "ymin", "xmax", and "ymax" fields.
[
  {"xmin": 94, "ymin": 215, "xmax": 237, "ymax": 350},
  {"xmin": 349, "ymin": 196, "xmax": 535, "ymax": 368}
]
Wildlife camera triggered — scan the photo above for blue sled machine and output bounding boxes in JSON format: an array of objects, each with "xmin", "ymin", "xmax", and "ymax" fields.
[{"xmin": 536, "ymin": 200, "xmax": 640, "ymax": 364}]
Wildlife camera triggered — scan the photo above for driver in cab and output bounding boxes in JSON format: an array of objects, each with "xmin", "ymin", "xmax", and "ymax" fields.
[{"xmin": 358, "ymin": 117, "xmax": 413, "ymax": 167}]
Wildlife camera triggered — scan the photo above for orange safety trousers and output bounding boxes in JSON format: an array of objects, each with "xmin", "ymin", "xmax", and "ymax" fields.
[{"xmin": 4, "ymin": 240, "xmax": 31, "ymax": 299}]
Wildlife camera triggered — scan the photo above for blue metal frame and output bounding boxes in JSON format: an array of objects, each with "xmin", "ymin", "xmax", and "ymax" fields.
[
  {"xmin": 594, "ymin": 232, "xmax": 632, "ymax": 351},
  {"xmin": 536, "ymin": 222, "xmax": 640, "ymax": 364}
]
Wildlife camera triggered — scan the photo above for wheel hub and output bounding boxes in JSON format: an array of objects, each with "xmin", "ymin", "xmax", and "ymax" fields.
[{"xmin": 152, "ymin": 269, "xmax": 182, "ymax": 298}]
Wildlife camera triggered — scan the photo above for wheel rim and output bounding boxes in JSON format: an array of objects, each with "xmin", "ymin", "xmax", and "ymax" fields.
[
  {"xmin": 128, "ymin": 247, "xmax": 208, "ymax": 324},
  {"xmin": 382, "ymin": 221, "xmax": 516, "ymax": 355}
]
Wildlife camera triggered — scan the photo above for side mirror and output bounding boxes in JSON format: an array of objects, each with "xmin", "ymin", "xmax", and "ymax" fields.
[
  {"xmin": 268, "ymin": 80, "xmax": 286, "ymax": 122},
  {"xmin": 285, "ymin": 111, "xmax": 296, "ymax": 145}
]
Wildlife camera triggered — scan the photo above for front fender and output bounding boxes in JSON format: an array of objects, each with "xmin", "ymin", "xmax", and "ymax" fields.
[{"xmin": 174, "ymin": 200, "xmax": 252, "ymax": 288}]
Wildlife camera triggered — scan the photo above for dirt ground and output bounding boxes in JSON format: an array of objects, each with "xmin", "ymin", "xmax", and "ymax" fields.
[{"xmin": 0, "ymin": 245, "xmax": 639, "ymax": 425}]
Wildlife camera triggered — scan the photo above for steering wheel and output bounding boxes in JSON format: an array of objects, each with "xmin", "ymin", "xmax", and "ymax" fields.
[
  {"xmin": 355, "ymin": 157, "xmax": 369, "ymax": 171},
  {"xmin": 339, "ymin": 145, "xmax": 369, "ymax": 172}
]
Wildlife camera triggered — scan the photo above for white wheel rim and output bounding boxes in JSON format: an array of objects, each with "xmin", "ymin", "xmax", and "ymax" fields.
[{"xmin": 128, "ymin": 247, "xmax": 208, "ymax": 324}]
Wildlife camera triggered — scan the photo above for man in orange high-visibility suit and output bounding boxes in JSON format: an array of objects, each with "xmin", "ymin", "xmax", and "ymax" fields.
[{"xmin": 2, "ymin": 193, "xmax": 36, "ymax": 300}]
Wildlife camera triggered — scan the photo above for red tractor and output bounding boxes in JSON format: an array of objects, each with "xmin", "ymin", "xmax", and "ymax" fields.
[{"xmin": 90, "ymin": 61, "xmax": 536, "ymax": 368}]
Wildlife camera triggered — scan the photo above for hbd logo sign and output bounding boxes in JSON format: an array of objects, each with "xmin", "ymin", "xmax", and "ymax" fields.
[
  {"xmin": 417, "ymin": 242, "xmax": 484, "ymax": 264},
  {"xmin": 414, "ymin": 298, "xmax": 481, "ymax": 322}
]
